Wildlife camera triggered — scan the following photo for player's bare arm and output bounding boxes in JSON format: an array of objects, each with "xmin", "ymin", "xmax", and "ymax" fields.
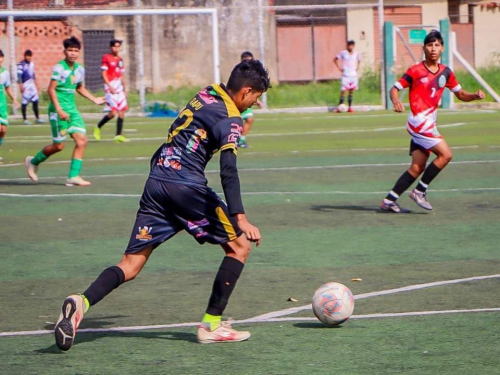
[
  {"xmin": 101, "ymin": 70, "xmax": 115, "ymax": 94},
  {"xmin": 76, "ymin": 83, "xmax": 105, "ymax": 105},
  {"xmin": 455, "ymin": 89, "xmax": 485, "ymax": 102},
  {"xmin": 5, "ymin": 86, "xmax": 19, "ymax": 109},
  {"xmin": 48, "ymin": 79, "xmax": 68, "ymax": 120},
  {"xmin": 333, "ymin": 57, "xmax": 343, "ymax": 73},
  {"xmin": 390, "ymin": 86, "xmax": 405, "ymax": 112}
]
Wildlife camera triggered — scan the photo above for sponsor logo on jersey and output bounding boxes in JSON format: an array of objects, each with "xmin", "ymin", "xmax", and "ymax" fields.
[
  {"xmin": 438, "ymin": 75, "xmax": 446, "ymax": 88},
  {"xmin": 198, "ymin": 89, "xmax": 218, "ymax": 105},
  {"xmin": 420, "ymin": 77, "xmax": 429, "ymax": 83},
  {"xmin": 188, "ymin": 218, "xmax": 210, "ymax": 230},
  {"xmin": 136, "ymin": 226, "xmax": 153, "ymax": 241}
]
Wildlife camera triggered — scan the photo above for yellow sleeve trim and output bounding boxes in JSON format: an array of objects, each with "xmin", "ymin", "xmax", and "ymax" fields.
[
  {"xmin": 212, "ymin": 84, "xmax": 241, "ymax": 118},
  {"xmin": 220, "ymin": 143, "xmax": 238, "ymax": 155}
]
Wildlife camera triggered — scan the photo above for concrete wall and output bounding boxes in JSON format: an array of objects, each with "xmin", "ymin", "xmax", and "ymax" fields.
[
  {"xmin": 421, "ymin": 0, "xmax": 448, "ymax": 29},
  {"xmin": 347, "ymin": 8, "xmax": 374, "ymax": 75},
  {"xmin": 473, "ymin": 5, "xmax": 500, "ymax": 67}
]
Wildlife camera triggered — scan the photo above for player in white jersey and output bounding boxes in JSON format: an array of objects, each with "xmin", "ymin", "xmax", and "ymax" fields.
[
  {"xmin": 17, "ymin": 50, "xmax": 44, "ymax": 125},
  {"xmin": 333, "ymin": 40, "xmax": 361, "ymax": 113}
]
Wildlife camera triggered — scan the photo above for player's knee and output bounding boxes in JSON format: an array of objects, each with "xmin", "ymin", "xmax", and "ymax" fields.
[
  {"xmin": 234, "ymin": 240, "xmax": 252, "ymax": 263},
  {"xmin": 76, "ymin": 137, "xmax": 88, "ymax": 148},
  {"xmin": 443, "ymin": 152, "xmax": 453, "ymax": 164},
  {"xmin": 54, "ymin": 142, "xmax": 65, "ymax": 152},
  {"xmin": 410, "ymin": 163, "xmax": 425, "ymax": 175}
]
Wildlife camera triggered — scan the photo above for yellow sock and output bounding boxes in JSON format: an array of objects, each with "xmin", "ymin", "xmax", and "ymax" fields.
[
  {"xmin": 202, "ymin": 313, "xmax": 221, "ymax": 331},
  {"xmin": 81, "ymin": 294, "xmax": 90, "ymax": 313}
]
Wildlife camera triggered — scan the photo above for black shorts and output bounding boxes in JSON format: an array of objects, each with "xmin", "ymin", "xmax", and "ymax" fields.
[
  {"xmin": 409, "ymin": 139, "xmax": 431, "ymax": 156},
  {"xmin": 125, "ymin": 178, "xmax": 243, "ymax": 254}
]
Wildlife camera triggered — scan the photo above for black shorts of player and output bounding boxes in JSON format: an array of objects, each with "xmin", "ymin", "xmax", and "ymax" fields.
[
  {"xmin": 125, "ymin": 178, "xmax": 243, "ymax": 254},
  {"xmin": 409, "ymin": 140, "xmax": 431, "ymax": 156}
]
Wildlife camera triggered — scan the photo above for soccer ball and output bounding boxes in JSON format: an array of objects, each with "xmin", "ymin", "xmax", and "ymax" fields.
[
  {"xmin": 312, "ymin": 282, "xmax": 355, "ymax": 326},
  {"xmin": 337, "ymin": 103, "xmax": 348, "ymax": 113}
]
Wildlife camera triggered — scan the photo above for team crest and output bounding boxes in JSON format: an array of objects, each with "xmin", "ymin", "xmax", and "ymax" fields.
[
  {"xmin": 438, "ymin": 75, "xmax": 446, "ymax": 88},
  {"xmin": 136, "ymin": 226, "xmax": 153, "ymax": 241}
]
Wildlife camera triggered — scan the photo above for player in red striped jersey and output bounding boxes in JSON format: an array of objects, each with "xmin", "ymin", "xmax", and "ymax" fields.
[{"xmin": 380, "ymin": 30, "xmax": 485, "ymax": 213}]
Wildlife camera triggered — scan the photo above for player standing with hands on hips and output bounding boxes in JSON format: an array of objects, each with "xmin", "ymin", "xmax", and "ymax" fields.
[
  {"xmin": 334, "ymin": 40, "xmax": 360, "ymax": 113},
  {"xmin": 380, "ymin": 30, "xmax": 485, "ymax": 213}
]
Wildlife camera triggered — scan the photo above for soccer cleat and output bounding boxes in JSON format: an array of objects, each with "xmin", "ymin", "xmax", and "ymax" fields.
[
  {"xmin": 0, "ymin": 155, "xmax": 3, "ymax": 162},
  {"xmin": 197, "ymin": 320, "xmax": 251, "ymax": 344},
  {"xmin": 348, "ymin": 107, "xmax": 355, "ymax": 113},
  {"xmin": 24, "ymin": 119, "xmax": 32, "ymax": 125},
  {"xmin": 25, "ymin": 156, "xmax": 39, "ymax": 182},
  {"xmin": 409, "ymin": 189, "xmax": 433, "ymax": 210},
  {"xmin": 93, "ymin": 127, "xmax": 101, "ymax": 141},
  {"xmin": 54, "ymin": 294, "xmax": 85, "ymax": 351},
  {"xmin": 114, "ymin": 135, "xmax": 130, "ymax": 143},
  {"xmin": 239, "ymin": 140, "xmax": 250, "ymax": 149},
  {"xmin": 66, "ymin": 176, "xmax": 91, "ymax": 187},
  {"xmin": 379, "ymin": 199, "xmax": 410, "ymax": 213},
  {"xmin": 333, "ymin": 108, "xmax": 341, "ymax": 113},
  {"xmin": 36, "ymin": 118, "xmax": 46, "ymax": 124}
]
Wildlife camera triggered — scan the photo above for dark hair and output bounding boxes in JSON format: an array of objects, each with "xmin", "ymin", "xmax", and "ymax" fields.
[
  {"xmin": 424, "ymin": 30, "xmax": 444, "ymax": 46},
  {"xmin": 227, "ymin": 59, "xmax": 271, "ymax": 93},
  {"xmin": 0, "ymin": 50, "xmax": 4, "ymax": 57},
  {"xmin": 241, "ymin": 51, "xmax": 254, "ymax": 60},
  {"xmin": 24, "ymin": 50, "xmax": 33, "ymax": 57},
  {"xmin": 347, "ymin": 40, "xmax": 355, "ymax": 45},
  {"xmin": 110, "ymin": 39, "xmax": 123, "ymax": 47},
  {"xmin": 63, "ymin": 36, "xmax": 81, "ymax": 50}
]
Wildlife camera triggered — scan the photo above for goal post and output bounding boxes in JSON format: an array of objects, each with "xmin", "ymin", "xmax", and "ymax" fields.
[{"xmin": 0, "ymin": 7, "xmax": 220, "ymax": 112}]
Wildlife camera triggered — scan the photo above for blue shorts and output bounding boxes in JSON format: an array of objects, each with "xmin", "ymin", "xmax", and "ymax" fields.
[{"xmin": 125, "ymin": 178, "xmax": 243, "ymax": 253}]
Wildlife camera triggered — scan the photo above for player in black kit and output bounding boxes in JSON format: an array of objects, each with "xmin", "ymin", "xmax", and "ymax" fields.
[{"xmin": 54, "ymin": 60, "xmax": 271, "ymax": 350}]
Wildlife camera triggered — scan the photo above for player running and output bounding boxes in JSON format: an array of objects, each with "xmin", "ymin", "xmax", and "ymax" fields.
[
  {"xmin": 53, "ymin": 59, "xmax": 271, "ymax": 350},
  {"xmin": 238, "ymin": 51, "xmax": 263, "ymax": 148},
  {"xmin": 17, "ymin": 50, "xmax": 44, "ymax": 125},
  {"xmin": 94, "ymin": 39, "xmax": 129, "ymax": 143},
  {"xmin": 0, "ymin": 49, "xmax": 20, "ymax": 162},
  {"xmin": 25, "ymin": 37, "xmax": 105, "ymax": 186},
  {"xmin": 333, "ymin": 40, "xmax": 360, "ymax": 113},
  {"xmin": 380, "ymin": 30, "xmax": 485, "ymax": 213}
]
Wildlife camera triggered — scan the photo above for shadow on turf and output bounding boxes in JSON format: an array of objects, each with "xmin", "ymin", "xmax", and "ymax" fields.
[
  {"xmin": 310, "ymin": 205, "xmax": 426, "ymax": 214},
  {"xmin": 294, "ymin": 322, "xmax": 343, "ymax": 329},
  {"xmin": 36, "ymin": 331, "xmax": 197, "ymax": 353}
]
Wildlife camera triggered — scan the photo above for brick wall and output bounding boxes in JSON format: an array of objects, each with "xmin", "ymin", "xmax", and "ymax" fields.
[{"xmin": 0, "ymin": 21, "xmax": 82, "ymax": 90}]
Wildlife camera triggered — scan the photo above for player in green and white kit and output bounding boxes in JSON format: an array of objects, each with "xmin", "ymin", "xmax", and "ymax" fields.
[
  {"xmin": 238, "ymin": 51, "xmax": 263, "ymax": 148},
  {"xmin": 26, "ymin": 37, "xmax": 104, "ymax": 186},
  {"xmin": 0, "ymin": 50, "xmax": 20, "ymax": 162}
]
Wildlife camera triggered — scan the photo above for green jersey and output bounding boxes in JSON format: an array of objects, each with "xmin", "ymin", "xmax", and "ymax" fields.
[
  {"xmin": 49, "ymin": 59, "xmax": 85, "ymax": 112},
  {"xmin": 0, "ymin": 67, "xmax": 11, "ymax": 112}
]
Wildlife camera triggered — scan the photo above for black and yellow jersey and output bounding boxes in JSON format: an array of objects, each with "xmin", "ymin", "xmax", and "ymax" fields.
[{"xmin": 149, "ymin": 84, "xmax": 243, "ymax": 187}]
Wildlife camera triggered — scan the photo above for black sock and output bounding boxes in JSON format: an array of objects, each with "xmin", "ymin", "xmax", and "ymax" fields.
[
  {"xmin": 338, "ymin": 97, "xmax": 345, "ymax": 105},
  {"xmin": 348, "ymin": 94, "xmax": 353, "ymax": 107},
  {"xmin": 385, "ymin": 171, "xmax": 417, "ymax": 201},
  {"xmin": 33, "ymin": 101, "xmax": 39, "ymax": 119},
  {"xmin": 97, "ymin": 115, "xmax": 112, "ymax": 129},
  {"xmin": 416, "ymin": 162, "xmax": 442, "ymax": 193},
  {"xmin": 22, "ymin": 104, "xmax": 27, "ymax": 120},
  {"xmin": 116, "ymin": 117, "xmax": 124, "ymax": 136},
  {"xmin": 206, "ymin": 257, "xmax": 244, "ymax": 316},
  {"xmin": 83, "ymin": 266, "xmax": 125, "ymax": 307}
]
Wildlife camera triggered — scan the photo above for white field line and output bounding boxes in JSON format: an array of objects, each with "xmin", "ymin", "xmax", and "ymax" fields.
[
  {"xmin": 1, "ymin": 187, "xmax": 499, "ymax": 199},
  {"xmin": 0, "ymin": 144, "xmax": 493, "ymax": 168},
  {"xmin": 0, "ymin": 276, "xmax": 499, "ymax": 338},
  {"xmin": 3, "ymin": 123, "xmax": 470, "ymax": 143},
  {"xmin": 1, "ymin": 159, "xmax": 499, "ymax": 182},
  {"xmin": 248, "ymin": 274, "xmax": 500, "ymax": 321}
]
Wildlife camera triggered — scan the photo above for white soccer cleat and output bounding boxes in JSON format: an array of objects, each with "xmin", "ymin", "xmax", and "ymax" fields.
[
  {"xmin": 197, "ymin": 320, "xmax": 251, "ymax": 344},
  {"xmin": 25, "ymin": 156, "xmax": 39, "ymax": 182},
  {"xmin": 54, "ymin": 294, "xmax": 85, "ymax": 351},
  {"xmin": 66, "ymin": 176, "xmax": 91, "ymax": 187},
  {"xmin": 409, "ymin": 189, "xmax": 433, "ymax": 210}
]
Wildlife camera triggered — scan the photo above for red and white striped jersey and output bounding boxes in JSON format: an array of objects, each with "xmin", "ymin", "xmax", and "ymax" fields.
[
  {"xmin": 101, "ymin": 54, "xmax": 125, "ymax": 93},
  {"xmin": 395, "ymin": 62, "xmax": 461, "ymax": 139}
]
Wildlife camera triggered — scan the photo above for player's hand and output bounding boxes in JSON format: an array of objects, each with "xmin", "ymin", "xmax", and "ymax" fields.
[
  {"xmin": 93, "ymin": 97, "xmax": 106, "ymax": 105},
  {"xmin": 475, "ymin": 90, "xmax": 485, "ymax": 100},
  {"xmin": 109, "ymin": 88, "xmax": 116, "ymax": 95},
  {"xmin": 58, "ymin": 110, "xmax": 70, "ymax": 121},
  {"xmin": 236, "ymin": 214, "xmax": 262, "ymax": 247},
  {"xmin": 393, "ymin": 101, "xmax": 405, "ymax": 112},
  {"xmin": 12, "ymin": 100, "xmax": 20, "ymax": 109}
]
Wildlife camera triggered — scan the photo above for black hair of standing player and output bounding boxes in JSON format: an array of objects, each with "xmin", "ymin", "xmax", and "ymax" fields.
[
  {"xmin": 63, "ymin": 36, "xmax": 82, "ymax": 50},
  {"xmin": 423, "ymin": 30, "xmax": 444, "ymax": 46},
  {"xmin": 241, "ymin": 51, "xmax": 254, "ymax": 60},
  {"xmin": 227, "ymin": 59, "xmax": 271, "ymax": 93},
  {"xmin": 0, "ymin": 50, "xmax": 4, "ymax": 57},
  {"xmin": 347, "ymin": 40, "xmax": 355, "ymax": 45},
  {"xmin": 110, "ymin": 38, "xmax": 123, "ymax": 47},
  {"xmin": 24, "ymin": 50, "xmax": 33, "ymax": 57}
]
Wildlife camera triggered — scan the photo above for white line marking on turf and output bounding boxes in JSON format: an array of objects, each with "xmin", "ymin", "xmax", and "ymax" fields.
[
  {"xmin": 1, "ymin": 159, "xmax": 499, "ymax": 180},
  {"xmin": 248, "ymin": 274, "xmax": 500, "ymax": 321},
  {"xmin": 1, "ymin": 187, "xmax": 500, "ymax": 199}
]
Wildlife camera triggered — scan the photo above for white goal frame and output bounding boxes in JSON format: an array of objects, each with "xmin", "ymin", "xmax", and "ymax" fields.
[{"xmin": 0, "ymin": 8, "xmax": 220, "ymax": 111}]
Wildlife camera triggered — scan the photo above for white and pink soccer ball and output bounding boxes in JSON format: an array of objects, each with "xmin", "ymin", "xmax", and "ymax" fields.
[{"xmin": 312, "ymin": 282, "xmax": 355, "ymax": 326}]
